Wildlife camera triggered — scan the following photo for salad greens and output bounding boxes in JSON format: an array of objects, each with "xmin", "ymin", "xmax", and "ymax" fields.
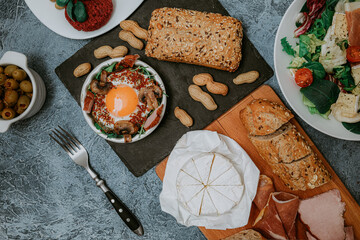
[
  {"xmin": 333, "ymin": 64, "xmax": 356, "ymax": 91},
  {"xmin": 95, "ymin": 62, "xmax": 118, "ymax": 80},
  {"xmin": 303, "ymin": 95, "xmax": 330, "ymax": 119},
  {"xmin": 300, "ymin": 79, "xmax": 340, "ymax": 114},
  {"xmin": 301, "ymin": 62, "xmax": 326, "ymax": 80},
  {"xmin": 308, "ymin": 0, "xmax": 338, "ymax": 40},
  {"xmin": 281, "ymin": 37, "xmax": 295, "ymax": 57},
  {"xmin": 342, "ymin": 122, "xmax": 360, "ymax": 134},
  {"xmin": 281, "ymin": 0, "xmax": 360, "ymax": 134},
  {"xmin": 299, "ymin": 34, "xmax": 325, "ymax": 61}
]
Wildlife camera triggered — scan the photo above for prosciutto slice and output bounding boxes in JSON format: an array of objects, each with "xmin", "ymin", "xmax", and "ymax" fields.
[
  {"xmin": 345, "ymin": 2, "xmax": 360, "ymax": 46},
  {"xmin": 298, "ymin": 189, "xmax": 346, "ymax": 240},
  {"xmin": 254, "ymin": 192, "xmax": 299, "ymax": 240},
  {"xmin": 253, "ymin": 175, "xmax": 274, "ymax": 210},
  {"xmin": 272, "ymin": 192, "xmax": 299, "ymax": 240},
  {"xmin": 253, "ymin": 195, "xmax": 288, "ymax": 240}
]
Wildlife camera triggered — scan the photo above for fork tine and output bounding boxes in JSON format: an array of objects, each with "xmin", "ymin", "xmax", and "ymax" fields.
[
  {"xmin": 51, "ymin": 130, "xmax": 75, "ymax": 154},
  {"xmin": 54, "ymin": 128, "xmax": 79, "ymax": 151},
  {"xmin": 49, "ymin": 133, "xmax": 72, "ymax": 155},
  {"xmin": 58, "ymin": 126, "xmax": 83, "ymax": 148}
]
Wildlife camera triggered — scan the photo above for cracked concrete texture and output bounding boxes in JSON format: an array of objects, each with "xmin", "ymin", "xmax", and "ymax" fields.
[{"xmin": 0, "ymin": 0, "xmax": 359, "ymax": 239}]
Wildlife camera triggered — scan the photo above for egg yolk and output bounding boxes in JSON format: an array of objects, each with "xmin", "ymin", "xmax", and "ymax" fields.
[{"xmin": 105, "ymin": 85, "xmax": 138, "ymax": 117}]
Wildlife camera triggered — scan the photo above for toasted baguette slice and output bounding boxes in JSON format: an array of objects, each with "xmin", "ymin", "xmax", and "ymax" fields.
[
  {"xmin": 240, "ymin": 99, "xmax": 294, "ymax": 136},
  {"xmin": 249, "ymin": 123, "xmax": 312, "ymax": 164},
  {"xmin": 271, "ymin": 154, "xmax": 331, "ymax": 191},
  {"xmin": 222, "ymin": 229, "xmax": 265, "ymax": 240}
]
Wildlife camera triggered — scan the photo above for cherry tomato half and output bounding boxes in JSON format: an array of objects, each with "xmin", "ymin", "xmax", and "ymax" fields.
[
  {"xmin": 295, "ymin": 68, "xmax": 313, "ymax": 88},
  {"xmin": 346, "ymin": 46, "xmax": 360, "ymax": 63}
]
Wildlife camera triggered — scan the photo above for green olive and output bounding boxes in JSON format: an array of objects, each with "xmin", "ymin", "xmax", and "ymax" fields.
[
  {"xmin": 0, "ymin": 100, "xmax": 4, "ymax": 112},
  {"xmin": 20, "ymin": 80, "xmax": 33, "ymax": 93},
  {"xmin": 17, "ymin": 95, "xmax": 31, "ymax": 111},
  {"xmin": 4, "ymin": 89, "xmax": 19, "ymax": 107},
  {"xmin": 15, "ymin": 105, "xmax": 25, "ymax": 115},
  {"xmin": 4, "ymin": 79, "xmax": 19, "ymax": 89},
  {"xmin": 26, "ymin": 92, "xmax": 33, "ymax": 98},
  {"xmin": 1, "ymin": 108, "xmax": 16, "ymax": 120},
  {"xmin": 4, "ymin": 65, "xmax": 18, "ymax": 77},
  {"xmin": 0, "ymin": 66, "xmax": 3, "ymax": 74},
  {"xmin": 12, "ymin": 69, "xmax": 27, "ymax": 81},
  {"xmin": 0, "ymin": 73, "xmax": 7, "ymax": 85}
]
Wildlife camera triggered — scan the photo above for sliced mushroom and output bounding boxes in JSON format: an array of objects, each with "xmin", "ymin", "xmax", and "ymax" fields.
[
  {"xmin": 138, "ymin": 85, "xmax": 163, "ymax": 110},
  {"xmin": 114, "ymin": 120, "xmax": 139, "ymax": 143},
  {"xmin": 90, "ymin": 79, "xmax": 111, "ymax": 95},
  {"xmin": 90, "ymin": 70, "xmax": 111, "ymax": 95},
  {"xmin": 114, "ymin": 120, "xmax": 139, "ymax": 142},
  {"xmin": 100, "ymin": 70, "xmax": 108, "ymax": 86}
]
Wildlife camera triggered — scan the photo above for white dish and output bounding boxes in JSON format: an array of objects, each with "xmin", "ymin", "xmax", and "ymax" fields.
[
  {"xmin": 274, "ymin": 0, "xmax": 360, "ymax": 141},
  {"xmin": 80, "ymin": 57, "xmax": 167, "ymax": 143},
  {"xmin": 0, "ymin": 51, "xmax": 46, "ymax": 133},
  {"xmin": 25, "ymin": 0, "xmax": 143, "ymax": 40}
]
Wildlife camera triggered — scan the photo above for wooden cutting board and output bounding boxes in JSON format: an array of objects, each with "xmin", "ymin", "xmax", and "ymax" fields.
[{"xmin": 155, "ymin": 85, "xmax": 360, "ymax": 240}]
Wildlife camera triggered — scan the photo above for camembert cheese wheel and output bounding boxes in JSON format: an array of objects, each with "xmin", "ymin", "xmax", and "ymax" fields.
[{"xmin": 176, "ymin": 153, "xmax": 244, "ymax": 216}]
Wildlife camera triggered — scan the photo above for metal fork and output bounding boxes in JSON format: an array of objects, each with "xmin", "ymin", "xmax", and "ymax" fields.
[{"xmin": 49, "ymin": 126, "xmax": 144, "ymax": 236}]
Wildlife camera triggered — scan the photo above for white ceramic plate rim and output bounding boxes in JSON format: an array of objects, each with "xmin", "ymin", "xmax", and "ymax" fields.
[
  {"xmin": 274, "ymin": 0, "xmax": 360, "ymax": 141},
  {"xmin": 25, "ymin": 0, "xmax": 144, "ymax": 40},
  {"xmin": 81, "ymin": 58, "xmax": 167, "ymax": 143}
]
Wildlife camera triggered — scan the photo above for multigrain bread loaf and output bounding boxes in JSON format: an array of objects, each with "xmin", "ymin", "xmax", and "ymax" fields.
[
  {"xmin": 240, "ymin": 99, "xmax": 294, "ymax": 136},
  {"xmin": 271, "ymin": 154, "xmax": 331, "ymax": 191},
  {"xmin": 145, "ymin": 8, "xmax": 243, "ymax": 72},
  {"xmin": 222, "ymin": 229, "xmax": 265, "ymax": 240},
  {"xmin": 240, "ymin": 99, "xmax": 331, "ymax": 191},
  {"xmin": 249, "ymin": 123, "xmax": 312, "ymax": 164}
]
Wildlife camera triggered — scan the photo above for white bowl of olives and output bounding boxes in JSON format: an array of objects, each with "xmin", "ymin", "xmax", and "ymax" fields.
[{"xmin": 0, "ymin": 51, "xmax": 46, "ymax": 133}]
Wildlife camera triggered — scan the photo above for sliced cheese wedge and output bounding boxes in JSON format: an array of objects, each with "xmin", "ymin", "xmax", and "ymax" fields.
[{"xmin": 177, "ymin": 153, "xmax": 244, "ymax": 216}]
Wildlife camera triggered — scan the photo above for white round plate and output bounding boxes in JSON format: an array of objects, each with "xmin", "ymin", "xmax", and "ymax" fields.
[
  {"xmin": 80, "ymin": 58, "xmax": 167, "ymax": 143},
  {"xmin": 25, "ymin": 0, "xmax": 143, "ymax": 40},
  {"xmin": 274, "ymin": 0, "xmax": 360, "ymax": 141}
]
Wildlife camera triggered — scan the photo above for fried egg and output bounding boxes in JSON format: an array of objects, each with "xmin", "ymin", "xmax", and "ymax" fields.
[
  {"xmin": 91, "ymin": 69, "xmax": 156, "ymax": 132},
  {"xmin": 106, "ymin": 85, "xmax": 138, "ymax": 118}
]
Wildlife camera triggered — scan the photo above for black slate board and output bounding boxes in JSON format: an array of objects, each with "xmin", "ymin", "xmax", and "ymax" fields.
[{"xmin": 55, "ymin": 0, "xmax": 273, "ymax": 177}]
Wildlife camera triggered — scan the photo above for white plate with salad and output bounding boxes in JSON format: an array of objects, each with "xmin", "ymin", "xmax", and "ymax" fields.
[{"xmin": 274, "ymin": 0, "xmax": 360, "ymax": 141}]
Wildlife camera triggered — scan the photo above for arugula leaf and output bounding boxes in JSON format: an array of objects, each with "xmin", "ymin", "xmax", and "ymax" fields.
[
  {"xmin": 342, "ymin": 122, "xmax": 360, "ymax": 134},
  {"xmin": 104, "ymin": 62, "xmax": 117, "ymax": 73},
  {"xmin": 300, "ymin": 79, "xmax": 340, "ymax": 114},
  {"xmin": 333, "ymin": 64, "xmax": 356, "ymax": 91},
  {"xmin": 281, "ymin": 37, "xmax": 295, "ymax": 56},
  {"xmin": 94, "ymin": 122, "xmax": 123, "ymax": 139},
  {"xmin": 302, "ymin": 61, "xmax": 326, "ymax": 80},
  {"xmin": 95, "ymin": 62, "xmax": 118, "ymax": 80}
]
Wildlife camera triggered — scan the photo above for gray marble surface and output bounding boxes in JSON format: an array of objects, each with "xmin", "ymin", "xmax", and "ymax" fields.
[{"xmin": 0, "ymin": 0, "xmax": 359, "ymax": 239}]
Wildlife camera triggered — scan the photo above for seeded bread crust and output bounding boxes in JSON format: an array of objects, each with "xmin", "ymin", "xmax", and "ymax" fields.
[
  {"xmin": 240, "ymin": 99, "xmax": 331, "ymax": 191},
  {"xmin": 249, "ymin": 123, "xmax": 312, "ymax": 164},
  {"xmin": 271, "ymin": 154, "xmax": 331, "ymax": 191},
  {"xmin": 145, "ymin": 8, "xmax": 243, "ymax": 72},
  {"xmin": 240, "ymin": 99, "xmax": 294, "ymax": 136},
  {"xmin": 223, "ymin": 229, "xmax": 265, "ymax": 240}
]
